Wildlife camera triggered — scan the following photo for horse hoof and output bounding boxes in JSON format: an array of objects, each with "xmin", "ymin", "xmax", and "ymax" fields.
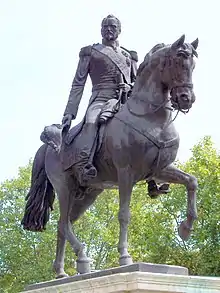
[
  {"xmin": 76, "ymin": 257, "xmax": 91, "ymax": 274},
  {"xmin": 119, "ymin": 255, "xmax": 133, "ymax": 266},
  {"xmin": 178, "ymin": 221, "xmax": 193, "ymax": 241},
  {"xmin": 56, "ymin": 272, "xmax": 69, "ymax": 279}
]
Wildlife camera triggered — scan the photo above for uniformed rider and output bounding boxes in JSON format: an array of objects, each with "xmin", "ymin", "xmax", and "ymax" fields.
[{"xmin": 62, "ymin": 14, "xmax": 138, "ymax": 184}]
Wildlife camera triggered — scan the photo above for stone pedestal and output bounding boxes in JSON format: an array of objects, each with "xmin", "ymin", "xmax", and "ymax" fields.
[{"xmin": 21, "ymin": 263, "xmax": 220, "ymax": 293}]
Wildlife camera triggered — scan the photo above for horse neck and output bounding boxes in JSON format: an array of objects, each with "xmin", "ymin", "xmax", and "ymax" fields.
[{"xmin": 127, "ymin": 73, "xmax": 171, "ymax": 123}]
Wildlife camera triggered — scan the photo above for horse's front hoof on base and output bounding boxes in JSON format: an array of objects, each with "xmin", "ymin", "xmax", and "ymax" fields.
[
  {"xmin": 56, "ymin": 272, "xmax": 69, "ymax": 279},
  {"xmin": 178, "ymin": 221, "xmax": 193, "ymax": 242},
  {"xmin": 76, "ymin": 257, "xmax": 91, "ymax": 274},
  {"xmin": 119, "ymin": 255, "xmax": 133, "ymax": 266}
]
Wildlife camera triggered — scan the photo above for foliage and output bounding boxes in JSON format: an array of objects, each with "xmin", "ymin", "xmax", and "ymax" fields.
[{"xmin": 0, "ymin": 136, "xmax": 219, "ymax": 292}]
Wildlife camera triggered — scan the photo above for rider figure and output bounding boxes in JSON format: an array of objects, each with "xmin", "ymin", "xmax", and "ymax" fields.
[
  {"xmin": 61, "ymin": 14, "xmax": 170, "ymax": 196},
  {"xmin": 62, "ymin": 14, "xmax": 136, "ymax": 183}
]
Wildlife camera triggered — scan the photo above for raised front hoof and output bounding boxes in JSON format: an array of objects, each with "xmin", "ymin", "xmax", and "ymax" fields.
[
  {"xmin": 55, "ymin": 272, "xmax": 69, "ymax": 279},
  {"xmin": 76, "ymin": 258, "xmax": 91, "ymax": 274},
  {"xmin": 119, "ymin": 255, "xmax": 133, "ymax": 266},
  {"xmin": 178, "ymin": 221, "xmax": 193, "ymax": 241}
]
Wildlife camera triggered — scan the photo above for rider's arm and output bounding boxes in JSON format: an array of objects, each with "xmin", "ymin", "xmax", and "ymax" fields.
[{"xmin": 63, "ymin": 46, "xmax": 92, "ymax": 119}]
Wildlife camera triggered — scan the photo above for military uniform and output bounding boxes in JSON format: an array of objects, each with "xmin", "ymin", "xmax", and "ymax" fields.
[
  {"xmin": 64, "ymin": 43, "xmax": 138, "ymax": 120},
  {"xmin": 63, "ymin": 43, "xmax": 138, "ymax": 184}
]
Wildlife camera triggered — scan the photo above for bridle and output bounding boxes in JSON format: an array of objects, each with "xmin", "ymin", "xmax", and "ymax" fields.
[
  {"xmin": 170, "ymin": 82, "xmax": 194, "ymax": 114},
  {"xmin": 127, "ymin": 81, "xmax": 194, "ymax": 117},
  {"xmin": 126, "ymin": 97, "xmax": 171, "ymax": 117}
]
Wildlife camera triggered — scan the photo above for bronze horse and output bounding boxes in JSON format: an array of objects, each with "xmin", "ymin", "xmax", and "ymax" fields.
[{"xmin": 22, "ymin": 35, "xmax": 199, "ymax": 278}]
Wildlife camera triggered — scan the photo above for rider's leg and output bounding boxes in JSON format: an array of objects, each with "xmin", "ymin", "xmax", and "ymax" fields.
[{"xmin": 76, "ymin": 100, "xmax": 105, "ymax": 184}]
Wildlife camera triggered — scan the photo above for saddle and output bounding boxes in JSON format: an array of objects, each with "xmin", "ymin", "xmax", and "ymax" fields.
[{"xmin": 40, "ymin": 99, "xmax": 120, "ymax": 170}]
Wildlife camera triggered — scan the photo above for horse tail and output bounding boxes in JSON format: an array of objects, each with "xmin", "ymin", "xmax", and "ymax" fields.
[{"xmin": 21, "ymin": 144, "xmax": 55, "ymax": 232}]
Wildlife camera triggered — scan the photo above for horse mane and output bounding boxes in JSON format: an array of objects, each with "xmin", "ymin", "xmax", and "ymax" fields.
[{"xmin": 137, "ymin": 43, "xmax": 166, "ymax": 76}]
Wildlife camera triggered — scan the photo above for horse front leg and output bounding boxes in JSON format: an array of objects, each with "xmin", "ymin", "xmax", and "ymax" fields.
[
  {"xmin": 117, "ymin": 168, "xmax": 134, "ymax": 266},
  {"xmin": 156, "ymin": 164, "xmax": 198, "ymax": 241}
]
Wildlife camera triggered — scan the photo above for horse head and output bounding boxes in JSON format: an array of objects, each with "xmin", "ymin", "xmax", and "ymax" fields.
[
  {"xmin": 134, "ymin": 35, "xmax": 199, "ymax": 113},
  {"xmin": 168, "ymin": 35, "xmax": 198, "ymax": 112}
]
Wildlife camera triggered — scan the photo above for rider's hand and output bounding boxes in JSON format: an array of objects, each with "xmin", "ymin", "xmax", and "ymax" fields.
[
  {"xmin": 62, "ymin": 114, "xmax": 73, "ymax": 128},
  {"xmin": 118, "ymin": 83, "xmax": 131, "ymax": 93}
]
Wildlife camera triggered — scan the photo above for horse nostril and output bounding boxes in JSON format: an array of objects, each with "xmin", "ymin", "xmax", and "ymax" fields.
[{"xmin": 180, "ymin": 94, "xmax": 189, "ymax": 102}]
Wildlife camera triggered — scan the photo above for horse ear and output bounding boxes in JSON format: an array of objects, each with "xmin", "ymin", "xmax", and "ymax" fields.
[
  {"xmin": 171, "ymin": 34, "xmax": 185, "ymax": 49},
  {"xmin": 191, "ymin": 38, "xmax": 199, "ymax": 50}
]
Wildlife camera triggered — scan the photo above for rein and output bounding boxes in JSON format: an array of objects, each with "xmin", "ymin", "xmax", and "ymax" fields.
[
  {"xmin": 127, "ymin": 97, "xmax": 171, "ymax": 116},
  {"xmin": 120, "ymin": 99, "xmax": 179, "ymax": 148},
  {"xmin": 114, "ymin": 98, "xmax": 179, "ymax": 178},
  {"xmin": 114, "ymin": 92, "xmax": 182, "ymax": 178},
  {"xmin": 114, "ymin": 114, "xmax": 178, "ymax": 178}
]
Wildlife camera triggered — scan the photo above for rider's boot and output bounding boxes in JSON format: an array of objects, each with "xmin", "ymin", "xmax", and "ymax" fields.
[
  {"xmin": 76, "ymin": 123, "xmax": 98, "ymax": 185},
  {"xmin": 147, "ymin": 180, "xmax": 170, "ymax": 198}
]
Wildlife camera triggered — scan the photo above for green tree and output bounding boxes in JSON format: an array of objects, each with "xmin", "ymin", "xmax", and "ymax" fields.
[
  {"xmin": 0, "ymin": 136, "xmax": 219, "ymax": 292},
  {"xmin": 0, "ymin": 162, "xmax": 58, "ymax": 292}
]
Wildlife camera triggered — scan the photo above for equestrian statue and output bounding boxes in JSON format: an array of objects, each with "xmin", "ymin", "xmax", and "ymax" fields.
[{"xmin": 21, "ymin": 14, "xmax": 199, "ymax": 278}]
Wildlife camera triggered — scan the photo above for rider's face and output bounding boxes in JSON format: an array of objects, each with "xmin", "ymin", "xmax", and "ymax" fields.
[{"xmin": 101, "ymin": 18, "xmax": 120, "ymax": 41}]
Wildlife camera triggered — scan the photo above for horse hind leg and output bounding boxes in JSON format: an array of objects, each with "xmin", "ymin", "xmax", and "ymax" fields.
[
  {"xmin": 47, "ymin": 167, "xmax": 91, "ymax": 276},
  {"xmin": 51, "ymin": 182, "xmax": 86, "ymax": 277},
  {"xmin": 53, "ymin": 220, "xmax": 68, "ymax": 278},
  {"xmin": 55, "ymin": 182, "xmax": 96, "ymax": 275},
  {"xmin": 69, "ymin": 187, "xmax": 103, "ymax": 272},
  {"xmin": 54, "ymin": 184, "xmax": 101, "ymax": 279}
]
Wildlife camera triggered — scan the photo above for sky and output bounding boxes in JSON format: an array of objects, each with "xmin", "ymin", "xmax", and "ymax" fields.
[{"xmin": 0, "ymin": 0, "xmax": 219, "ymax": 182}]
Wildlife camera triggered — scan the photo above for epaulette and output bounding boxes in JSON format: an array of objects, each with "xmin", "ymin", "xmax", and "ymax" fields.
[
  {"xmin": 129, "ymin": 50, "xmax": 138, "ymax": 62},
  {"xmin": 120, "ymin": 46, "xmax": 138, "ymax": 62},
  {"xmin": 79, "ymin": 45, "xmax": 92, "ymax": 57}
]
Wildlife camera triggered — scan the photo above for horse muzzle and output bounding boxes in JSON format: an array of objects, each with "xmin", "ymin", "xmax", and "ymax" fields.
[{"xmin": 170, "ymin": 85, "xmax": 195, "ymax": 112}]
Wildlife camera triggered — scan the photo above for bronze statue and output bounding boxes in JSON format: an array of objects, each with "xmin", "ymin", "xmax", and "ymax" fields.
[{"xmin": 21, "ymin": 15, "xmax": 199, "ymax": 278}]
